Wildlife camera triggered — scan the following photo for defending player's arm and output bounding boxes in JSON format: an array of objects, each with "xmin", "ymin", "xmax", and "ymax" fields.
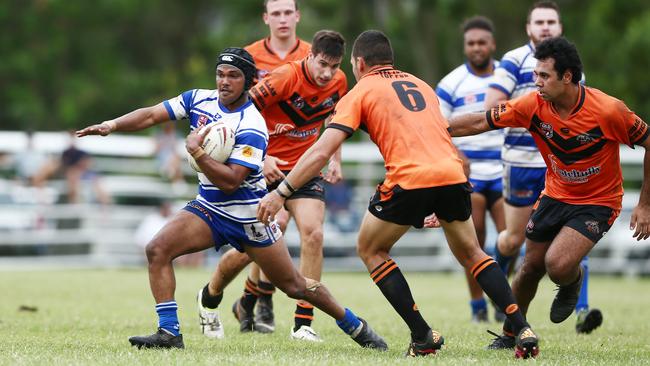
[
  {"xmin": 323, "ymin": 116, "xmax": 343, "ymax": 184},
  {"xmin": 185, "ymin": 127, "xmax": 251, "ymax": 195},
  {"xmin": 631, "ymin": 126, "xmax": 650, "ymax": 241},
  {"xmin": 76, "ymin": 103, "xmax": 170, "ymax": 137},
  {"xmin": 447, "ymin": 111, "xmax": 494, "ymax": 137},
  {"xmin": 257, "ymin": 127, "xmax": 348, "ymax": 224}
]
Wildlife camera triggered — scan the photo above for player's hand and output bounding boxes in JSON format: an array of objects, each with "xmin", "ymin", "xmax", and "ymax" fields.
[
  {"xmin": 75, "ymin": 122, "xmax": 114, "ymax": 137},
  {"xmin": 263, "ymin": 156, "xmax": 288, "ymax": 185},
  {"xmin": 257, "ymin": 191, "xmax": 285, "ymax": 225},
  {"xmin": 630, "ymin": 203, "xmax": 650, "ymax": 241},
  {"xmin": 185, "ymin": 125, "xmax": 210, "ymax": 154},
  {"xmin": 422, "ymin": 213, "xmax": 441, "ymax": 228},
  {"xmin": 324, "ymin": 159, "xmax": 343, "ymax": 184}
]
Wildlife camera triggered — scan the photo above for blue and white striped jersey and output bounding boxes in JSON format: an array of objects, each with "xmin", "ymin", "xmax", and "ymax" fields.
[
  {"xmin": 436, "ymin": 62, "xmax": 504, "ymax": 181},
  {"xmin": 164, "ymin": 89, "xmax": 269, "ymax": 223},
  {"xmin": 489, "ymin": 42, "xmax": 545, "ymax": 168}
]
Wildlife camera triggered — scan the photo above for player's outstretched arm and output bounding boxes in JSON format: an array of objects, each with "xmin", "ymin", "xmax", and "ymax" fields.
[
  {"xmin": 76, "ymin": 103, "xmax": 169, "ymax": 137},
  {"xmin": 448, "ymin": 112, "xmax": 492, "ymax": 137},
  {"xmin": 257, "ymin": 128, "xmax": 347, "ymax": 224},
  {"xmin": 631, "ymin": 136, "xmax": 650, "ymax": 241}
]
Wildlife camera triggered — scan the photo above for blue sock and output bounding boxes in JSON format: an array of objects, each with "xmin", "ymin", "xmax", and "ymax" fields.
[
  {"xmin": 336, "ymin": 308, "xmax": 362, "ymax": 335},
  {"xmin": 470, "ymin": 298, "xmax": 487, "ymax": 315},
  {"xmin": 494, "ymin": 244, "xmax": 513, "ymax": 275},
  {"xmin": 575, "ymin": 257, "xmax": 589, "ymax": 313},
  {"xmin": 156, "ymin": 300, "xmax": 180, "ymax": 336}
]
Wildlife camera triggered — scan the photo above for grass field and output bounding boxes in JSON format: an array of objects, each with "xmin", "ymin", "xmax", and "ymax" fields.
[{"xmin": 1, "ymin": 269, "xmax": 649, "ymax": 365}]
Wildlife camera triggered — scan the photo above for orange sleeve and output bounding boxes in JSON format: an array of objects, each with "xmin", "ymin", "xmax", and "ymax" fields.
[
  {"xmin": 486, "ymin": 92, "xmax": 537, "ymax": 130},
  {"xmin": 248, "ymin": 64, "xmax": 296, "ymax": 111},
  {"xmin": 328, "ymin": 86, "xmax": 363, "ymax": 137},
  {"xmin": 602, "ymin": 100, "xmax": 649, "ymax": 147}
]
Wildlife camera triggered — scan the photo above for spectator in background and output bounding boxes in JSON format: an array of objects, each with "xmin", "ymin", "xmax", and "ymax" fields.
[
  {"xmin": 61, "ymin": 131, "xmax": 111, "ymax": 205},
  {"xmin": 324, "ymin": 180, "xmax": 358, "ymax": 232},
  {"xmin": 35, "ymin": 130, "xmax": 111, "ymax": 205},
  {"xmin": 14, "ymin": 130, "xmax": 49, "ymax": 187}
]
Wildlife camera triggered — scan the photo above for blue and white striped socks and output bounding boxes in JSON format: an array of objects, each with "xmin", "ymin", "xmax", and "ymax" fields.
[{"xmin": 156, "ymin": 300, "xmax": 180, "ymax": 336}]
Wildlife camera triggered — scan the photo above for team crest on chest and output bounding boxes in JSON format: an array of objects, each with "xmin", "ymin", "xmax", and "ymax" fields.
[
  {"xmin": 464, "ymin": 94, "xmax": 477, "ymax": 105},
  {"xmin": 541, "ymin": 122, "xmax": 554, "ymax": 139},
  {"xmin": 292, "ymin": 96, "xmax": 305, "ymax": 109},
  {"xmin": 197, "ymin": 115, "xmax": 209, "ymax": 128}
]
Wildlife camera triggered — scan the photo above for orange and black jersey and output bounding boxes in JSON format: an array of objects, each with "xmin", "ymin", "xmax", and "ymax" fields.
[
  {"xmin": 487, "ymin": 85, "xmax": 649, "ymax": 211},
  {"xmin": 244, "ymin": 38, "xmax": 311, "ymax": 81},
  {"xmin": 328, "ymin": 65, "xmax": 467, "ymax": 196},
  {"xmin": 248, "ymin": 59, "xmax": 348, "ymax": 170}
]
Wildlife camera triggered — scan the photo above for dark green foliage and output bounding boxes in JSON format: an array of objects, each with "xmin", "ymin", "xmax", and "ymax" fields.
[{"xmin": 2, "ymin": 0, "xmax": 649, "ymax": 131}]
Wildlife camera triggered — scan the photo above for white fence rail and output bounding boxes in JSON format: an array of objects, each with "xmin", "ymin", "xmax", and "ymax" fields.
[{"xmin": 0, "ymin": 131, "xmax": 648, "ymax": 273}]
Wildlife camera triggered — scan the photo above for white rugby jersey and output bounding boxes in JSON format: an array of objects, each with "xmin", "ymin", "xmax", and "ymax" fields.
[
  {"xmin": 490, "ymin": 42, "xmax": 545, "ymax": 168},
  {"xmin": 164, "ymin": 89, "xmax": 269, "ymax": 223},
  {"xmin": 436, "ymin": 61, "xmax": 504, "ymax": 181}
]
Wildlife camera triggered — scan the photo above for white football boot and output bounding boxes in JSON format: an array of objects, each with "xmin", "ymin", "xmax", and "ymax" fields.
[
  {"xmin": 290, "ymin": 325, "xmax": 323, "ymax": 342},
  {"xmin": 197, "ymin": 288, "xmax": 225, "ymax": 339}
]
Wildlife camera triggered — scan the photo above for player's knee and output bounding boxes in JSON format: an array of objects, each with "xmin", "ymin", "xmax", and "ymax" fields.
[
  {"xmin": 145, "ymin": 238, "xmax": 169, "ymax": 264},
  {"xmin": 302, "ymin": 227, "xmax": 324, "ymax": 250},
  {"xmin": 519, "ymin": 258, "xmax": 545, "ymax": 279},
  {"xmin": 500, "ymin": 231, "xmax": 525, "ymax": 255},
  {"xmin": 276, "ymin": 216, "xmax": 289, "ymax": 232},
  {"xmin": 545, "ymin": 258, "xmax": 574, "ymax": 285},
  {"xmin": 280, "ymin": 277, "xmax": 322, "ymax": 300}
]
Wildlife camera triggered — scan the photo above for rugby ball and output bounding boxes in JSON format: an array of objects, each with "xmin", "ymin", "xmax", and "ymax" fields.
[{"xmin": 188, "ymin": 122, "xmax": 236, "ymax": 172}]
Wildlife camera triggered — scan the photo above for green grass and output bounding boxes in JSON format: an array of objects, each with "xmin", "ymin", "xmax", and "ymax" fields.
[{"xmin": 1, "ymin": 269, "xmax": 649, "ymax": 365}]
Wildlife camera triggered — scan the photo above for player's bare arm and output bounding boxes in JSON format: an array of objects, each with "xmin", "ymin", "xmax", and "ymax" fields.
[
  {"xmin": 186, "ymin": 127, "xmax": 251, "ymax": 195},
  {"xmin": 76, "ymin": 103, "xmax": 170, "ymax": 137},
  {"xmin": 448, "ymin": 111, "xmax": 493, "ymax": 137},
  {"xmin": 484, "ymin": 86, "xmax": 508, "ymax": 109},
  {"xmin": 631, "ymin": 135, "xmax": 650, "ymax": 241},
  {"xmin": 257, "ymin": 127, "xmax": 347, "ymax": 224},
  {"xmin": 323, "ymin": 117, "xmax": 344, "ymax": 184}
]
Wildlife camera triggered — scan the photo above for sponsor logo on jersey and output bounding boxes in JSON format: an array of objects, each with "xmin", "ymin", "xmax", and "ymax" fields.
[
  {"xmin": 549, "ymin": 155, "xmax": 601, "ymax": 183},
  {"xmin": 576, "ymin": 134, "xmax": 594, "ymax": 144},
  {"xmin": 287, "ymin": 127, "xmax": 318, "ymax": 139}
]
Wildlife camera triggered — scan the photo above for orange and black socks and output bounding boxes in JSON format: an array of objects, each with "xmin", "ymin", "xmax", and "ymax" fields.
[
  {"xmin": 370, "ymin": 258, "xmax": 430, "ymax": 341},
  {"xmin": 471, "ymin": 256, "xmax": 527, "ymax": 333},
  {"xmin": 257, "ymin": 280, "xmax": 275, "ymax": 302},
  {"xmin": 294, "ymin": 301, "xmax": 314, "ymax": 331},
  {"xmin": 240, "ymin": 277, "xmax": 259, "ymax": 313}
]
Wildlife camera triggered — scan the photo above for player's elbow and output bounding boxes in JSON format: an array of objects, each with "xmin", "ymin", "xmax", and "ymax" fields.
[{"xmin": 219, "ymin": 183, "xmax": 239, "ymax": 195}]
